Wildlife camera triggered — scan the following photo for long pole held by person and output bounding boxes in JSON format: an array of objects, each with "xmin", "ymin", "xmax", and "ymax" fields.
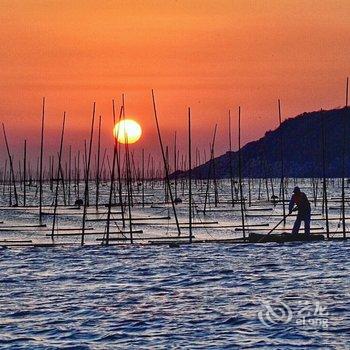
[{"xmin": 259, "ymin": 211, "xmax": 294, "ymax": 243}]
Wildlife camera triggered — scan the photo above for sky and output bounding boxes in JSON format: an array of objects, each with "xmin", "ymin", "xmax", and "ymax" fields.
[{"xmin": 0, "ymin": 0, "xmax": 349, "ymax": 170}]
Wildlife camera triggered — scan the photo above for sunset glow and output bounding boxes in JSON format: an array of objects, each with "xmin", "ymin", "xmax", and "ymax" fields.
[{"xmin": 0, "ymin": 0, "xmax": 349, "ymax": 160}]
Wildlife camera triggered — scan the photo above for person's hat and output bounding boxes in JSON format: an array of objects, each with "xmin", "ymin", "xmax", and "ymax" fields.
[{"xmin": 293, "ymin": 186, "xmax": 301, "ymax": 193}]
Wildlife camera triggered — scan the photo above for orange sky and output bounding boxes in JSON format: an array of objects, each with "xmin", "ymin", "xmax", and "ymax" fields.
[{"xmin": 0, "ymin": 0, "xmax": 349, "ymax": 167}]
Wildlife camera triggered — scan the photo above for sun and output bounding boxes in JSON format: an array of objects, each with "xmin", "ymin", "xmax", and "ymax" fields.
[{"xmin": 113, "ymin": 119, "xmax": 142, "ymax": 144}]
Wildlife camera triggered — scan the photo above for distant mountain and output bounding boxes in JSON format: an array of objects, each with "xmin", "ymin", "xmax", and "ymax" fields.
[{"xmin": 172, "ymin": 107, "xmax": 350, "ymax": 178}]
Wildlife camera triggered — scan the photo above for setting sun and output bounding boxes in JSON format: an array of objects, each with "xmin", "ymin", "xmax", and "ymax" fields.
[{"xmin": 113, "ymin": 119, "xmax": 142, "ymax": 144}]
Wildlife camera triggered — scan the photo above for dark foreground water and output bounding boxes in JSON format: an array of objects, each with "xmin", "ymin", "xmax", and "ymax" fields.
[{"xmin": 0, "ymin": 241, "xmax": 349, "ymax": 349}]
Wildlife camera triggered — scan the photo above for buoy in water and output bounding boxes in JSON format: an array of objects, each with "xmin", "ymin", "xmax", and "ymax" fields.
[
  {"xmin": 75, "ymin": 199, "xmax": 83, "ymax": 207},
  {"xmin": 174, "ymin": 198, "xmax": 182, "ymax": 205}
]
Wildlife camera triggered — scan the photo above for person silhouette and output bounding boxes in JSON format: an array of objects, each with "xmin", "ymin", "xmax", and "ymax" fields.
[{"xmin": 288, "ymin": 186, "xmax": 311, "ymax": 235}]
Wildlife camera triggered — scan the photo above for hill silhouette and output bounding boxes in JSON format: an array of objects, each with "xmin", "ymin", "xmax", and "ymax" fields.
[{"xmin": 173, "ymin": 107, "xmax": 350, "ymax": 178}]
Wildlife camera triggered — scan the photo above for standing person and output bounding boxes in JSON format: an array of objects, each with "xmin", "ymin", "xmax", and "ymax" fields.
[{"xmin": 289, "ymin": 186, "xmax": 311, "ymax": 235}]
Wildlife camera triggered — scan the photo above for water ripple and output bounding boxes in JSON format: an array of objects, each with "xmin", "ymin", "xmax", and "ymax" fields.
[{"xmin": 0, "ymin": 241, "xmax": 349, "ymax": 349}]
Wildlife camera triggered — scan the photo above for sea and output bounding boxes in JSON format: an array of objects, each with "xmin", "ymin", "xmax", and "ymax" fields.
[{"xmin": 0, "ymin": 179, "xmax": 349, "ymax": 349}]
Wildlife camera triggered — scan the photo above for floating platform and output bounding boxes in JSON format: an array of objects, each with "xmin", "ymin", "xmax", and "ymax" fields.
[{"xmin": 248, "ymin": 232, "xmax": 325, "ymax": 243}]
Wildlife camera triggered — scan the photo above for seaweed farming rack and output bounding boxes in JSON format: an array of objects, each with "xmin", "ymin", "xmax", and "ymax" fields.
[{"xmin": 0, "ymin": 83, "xmax": 350, "ymax": 248}]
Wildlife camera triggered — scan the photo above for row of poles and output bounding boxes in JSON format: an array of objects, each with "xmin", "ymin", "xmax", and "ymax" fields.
[{"xmin": 0, "ymin": 78, "xmax": 349, "ymax": 244}]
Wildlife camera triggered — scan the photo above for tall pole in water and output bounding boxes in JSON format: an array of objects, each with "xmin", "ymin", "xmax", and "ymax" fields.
[
  {"xmin": 23, "ymin": 139, "xmax": 27, "ymax": 207},
  {"xmin": 164, "ymin": 146, "xmax": 169, "ymax": 203},
  {"xmin": 151, "ymin": 90, "xmax": 181, "ymax": 236},
  {"xmin": 112, "ymin": 100, "xmax": 125, "ymax": 228},
  {"xmin": 174, "ymin": 132, "xmax": 178, "ymax": 199},
  {"xmin": 122, "ymin": 94, "xmax": 134, "ymax": 244},
  {"xmin": 51, "ymin": 112, "xmax": 66, "ymax": 241},
  {"xmin": 81, "ymin": 103, "xmax": 95, "ymax": 246},
  {"xmin": 68, "ymin": 145, "xmax": 72, "ymax": 205},
  {"xmin": 39, "ymin": 97, "xmax": 45, "ymax": 223},
  {"xmin": 2, "ymin": 123, "xmax": 18, "ymax": 206},
  {"xmin": 341, "ymin": 120, "xmax": 346, "ymax": 239},
  {"xmin": 203, "ymin": 125, "xmax": 218, "ymax": 214},
  {"xmin": 238, "ymin": 107, "xmax": 246, "ymax": 240},
  {"xmin": 212, "ymin": 141, "xmax": 219, "ymax": 207},
  {"xmin": 142, "ymin": 148, "xmax": 145, "ymax": 208},
  {"xmin": 321, "ymin": 114, "xmax": 329, "ymax": 238},
  {"xmin": 77, "ymin": 150, "xmax": 80, "ymax": 200},
  {"xmin": 341, "ymin": 77, "xmax": 349, "ymax": 239},
  {"xmin": 106, "ymin": 105, "xmax": 123, "ymax": 245},
  {"xmin": 278, "ymin": 99, "xmax": 286, "ymax": 225},
  {"xmin": 188, "ymin": 107, "xmax": 193, "ymax": 243},
  {"xmin": 95, "ymin": 115, "xmax": 102, "ymax": 210},
  {"xmin": 228, "ymin": 110, "xmax": 235, "ymax": 207}
]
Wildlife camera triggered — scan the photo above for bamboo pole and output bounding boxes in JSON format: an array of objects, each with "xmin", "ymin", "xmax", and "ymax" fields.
[
  {"xmin": 278, "ymin": 99, "xmax": 286, "ymax": 224},
  {"xmin": 51, "ymin": 112, "xmax": 66, "ymax": 240},
  {"xmin": 122, "ymin": 94, "xmax": 134, "ymax": 243},
  {"xmin": 341, "ymin": 77, "xmax": 349, "ymax": 238},
  {"xmin": 68, "ymin": 145, "xmax": 72, "ymax": 205},
  {"xmin": 77, "ymin": 150, "xmax": 80, "ymax": 200},
  {"xmin": 2, "ymin": 123, "xmax": 18, "ymax": 206},
  {"xmin": 203, "ymin": 125, "xmax": 218, "ymax": 214},
  {"xmin": 212, "ymin": 140, "xmax": 219, "ymax": 207},
  {"xmin": 81, "ymin": 103, "xmax": 95, "ymax": 245},
  {"xmin": 174, "ymin": 132, "xmax": 178, "ymax": 199},
  {"xmin": 142, "ymin": 148, "xmax": 145, "ymax": 207},
  {"xmin": 23, "ymin": 139, "xmax": 27, "ymax": 206},
  {"xmin": 113, "ymin": 100, "xmax": 125, "ymax": 228},
  {"xmin": 105, "ymin": 105, "xmax": 123, "ymax": 245},
  {"xmin": 188, "ymin": 107, "xmax": 193, "ymax": 243},
  {"xmin": 228, "ymin": 110, "xmax": 235, "ymax": 207},
  {"xmin": 164, "ymin": 146, "xmax": 169, "ymax": 203},
  {"xmin": 151, "ymin": 90, "xmax": 181, "ymax": 236},
  {"xmin": 341, "ymin": 120, "xmax": 346, "ymax": 238},
  {"xmin": 39, "ymin": 97, "xmax": 45, "ymax": 224},
  {"xmin": 238, "ymin": 107, "xmax": 246, "ymax": 240},
  {"xmin": 95, "ymin": 115, "xmax": 102, "ymax": 209},
  {"xmin": 321, "ymin": 114, "xmax": 329, "ymax": 237}
]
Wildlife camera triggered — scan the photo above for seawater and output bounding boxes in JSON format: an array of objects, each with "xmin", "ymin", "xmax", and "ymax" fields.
[{"xmin": 0, "ymin": 241, "xmax": 349, "ymax": 349}]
